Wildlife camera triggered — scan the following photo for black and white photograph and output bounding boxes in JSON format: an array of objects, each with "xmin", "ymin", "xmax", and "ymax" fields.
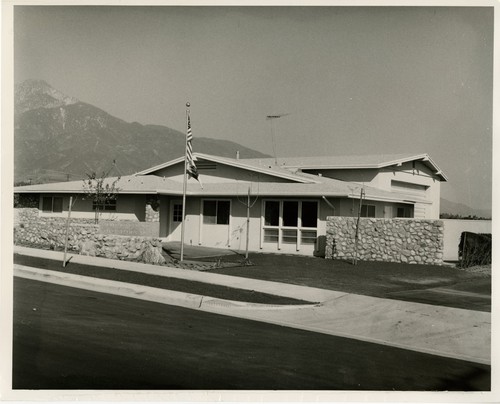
[{"xmin": 1, "ymin": 1, "xmax": 497, "ymax": 401}]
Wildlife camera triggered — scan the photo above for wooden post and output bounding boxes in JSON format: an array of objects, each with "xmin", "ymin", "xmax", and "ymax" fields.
[
  {"xmin": 353, "ymin": 188, "xmax": 364, "ymax": 265},
  {"xmin": 245, "ymin": 186, "xmax": 251, "ymax": 260},
  {"xmin": 63, "ymin": 196, "xmax": 73, "ymax": 267}
]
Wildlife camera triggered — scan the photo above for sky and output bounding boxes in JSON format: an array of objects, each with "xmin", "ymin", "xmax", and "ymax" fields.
[{"xmin": 12, "ymin": 5, "xmax": 493, "ymax": 211}]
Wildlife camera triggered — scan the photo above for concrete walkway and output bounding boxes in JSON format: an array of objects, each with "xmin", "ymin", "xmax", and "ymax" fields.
[
  {"xmin": 162, "ymin": 241, "xmax": 241, "ymax": 260},
  {"xmin": 14, "ymin": 246, "xmax": 491, "ymax": 365}
]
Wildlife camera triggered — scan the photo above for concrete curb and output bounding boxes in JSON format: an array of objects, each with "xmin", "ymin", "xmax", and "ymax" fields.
[{"xmin": 14, "ymin": 265, "xmax": 318, "ymax": 311}]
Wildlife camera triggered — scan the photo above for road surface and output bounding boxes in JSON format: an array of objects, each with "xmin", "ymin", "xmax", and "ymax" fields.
[{"xmin": 13, "ymin": 278, "xmax": 490, "ymax": 390}]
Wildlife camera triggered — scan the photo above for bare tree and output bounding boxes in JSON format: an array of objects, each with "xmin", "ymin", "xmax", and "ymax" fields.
[
  {"xmin": 353, "ymin": 187, "xmax": 365, "ymax": 265},
  {"xmin": 82, "ymin": 169, "xmax": 121, "ymax": 224},
  {"xmin": 237, "ymin": 177, "xmax": 260, "ymax": 263}
]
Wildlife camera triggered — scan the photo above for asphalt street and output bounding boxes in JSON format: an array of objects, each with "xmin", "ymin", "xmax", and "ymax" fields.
[{"xmin": 13, "ymin": 277, "xmax": 490, "ymax": 391}]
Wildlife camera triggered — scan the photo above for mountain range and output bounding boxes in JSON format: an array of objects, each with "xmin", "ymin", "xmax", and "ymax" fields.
[
  {"xmin": 439, "ymin": 198, "xmax": 491, "ymax": 219},
  {"xmin": 14, "ymin": 79, "xmax": 268, "ymax": 184}
]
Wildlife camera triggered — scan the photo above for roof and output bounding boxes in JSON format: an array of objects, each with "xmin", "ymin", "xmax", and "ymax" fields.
[
  {"xmin": 14, "ymin": 152, "xmax": 444, "ymax": 205},
  {"xmin": 14, "ymin": 175, "xmax": 174, "ymax": 194},
  {"xmin": 243, "ymin": 153, "xmax": 448, "ymax": 181},
  {"xmin": 14, "ymin": 172, "xmax": 429, "ymax": 205},
  {"xmin": 136, "ymin": 153, "xmax": 317, "ymax": 184}
]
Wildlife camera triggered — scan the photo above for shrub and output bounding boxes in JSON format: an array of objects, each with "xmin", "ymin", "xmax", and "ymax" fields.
[{"xmin": 458, "ymin": 232, "xmax": 491, "ymax": 268}]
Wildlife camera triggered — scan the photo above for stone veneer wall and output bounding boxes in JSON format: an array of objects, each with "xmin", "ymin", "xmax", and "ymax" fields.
[
  {"xmin": 145, "ymin": 195, "xmax": 160, "ymax": 222},
  {"xmin": 14, "ymin": 208, "xmax": 164, "ymax": 263},
  {"xmin": 325, "ymin": 216, "xmax": 444, "ymax": 265}
]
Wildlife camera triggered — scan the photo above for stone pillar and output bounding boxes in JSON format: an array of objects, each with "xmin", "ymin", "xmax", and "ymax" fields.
[{"xmin": 145, "ymin": 196, "xmax": 160, "ymax": 222}]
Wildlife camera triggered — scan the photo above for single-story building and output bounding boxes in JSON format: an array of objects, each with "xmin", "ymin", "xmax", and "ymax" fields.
[{"xmin": 14, "ymin": 152, "xmax": 447, "ymax": 256}]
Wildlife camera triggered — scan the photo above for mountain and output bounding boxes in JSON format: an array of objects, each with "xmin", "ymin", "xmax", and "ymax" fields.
[
  {"xmin": 14, "ymin": 80, "xmax": 269, "ymax": 184},
  {"xmin": 440, "ymin": 198, "xmax": 491, "ymax": 219}
]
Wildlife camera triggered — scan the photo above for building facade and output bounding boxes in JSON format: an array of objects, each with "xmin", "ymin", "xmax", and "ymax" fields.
[{"xmin": 14, "ymin": 152, "xmax": 447, "ymax": 256}]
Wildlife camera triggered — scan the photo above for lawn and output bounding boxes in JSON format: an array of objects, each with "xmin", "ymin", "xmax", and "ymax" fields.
[
  {"xmin": 14, "ymin": 247, "xmax": 491, "ymax": 311},
  {"xmin": 205, "ymin": 252, "xmax": 491, "ymax": 311}
]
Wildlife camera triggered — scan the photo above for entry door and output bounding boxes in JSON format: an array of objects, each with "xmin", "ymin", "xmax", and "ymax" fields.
[{"xmin": 168, "ymin": 200, "xmax": 183, "ymax": 241}]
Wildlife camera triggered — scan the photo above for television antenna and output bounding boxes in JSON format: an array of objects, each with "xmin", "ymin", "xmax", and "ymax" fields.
[{"xmin": 266, "ymin": 113, "xmax": 290, "ymax": 165}]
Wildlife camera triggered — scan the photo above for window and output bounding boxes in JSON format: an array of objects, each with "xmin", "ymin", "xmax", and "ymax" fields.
[
  {"xmin": 42, "ymin": 196, "xmax": 63, "ymax": 213},
  {"xmin": 262, "ymin": 200, "xmax": 318, "ymax": 250},
  {"xmin": 264, "ymin": 201, "xmax": 279, "ymax": 226},
  {"xmin": 361, "ymin": 205, "xmax": 376, "ymax": 217},
  {"xmin": 282, "ymin": 229, "xmax": 297, "ymax": 244},
  {"xmin": 263, "ymin": 229, "xmax": 279, "ymax": 243},
  {"xmin": 301, "ymin": 230, "xmax": 317, "ymax": 245},
  {"xmin": 301, "ymin": 201, "xmax": 318, "ymax": 227},
  {"xmin": 203, "ymin": 200, "xmax": 230, "ymax": 225},
  {"xmin": 93, "ymin": 198, "xmax": 117, "ymax": 211},
  {"xmin": 172, "ymin": 203, "xmax": 183, "ymax": 222},
  {"xmin": 283, "ymin": 201, "xmax": 298, "ymax": 227},
  {"xmin": 396, "ymin": 206, "xmax": 413, "ymax": 218}
]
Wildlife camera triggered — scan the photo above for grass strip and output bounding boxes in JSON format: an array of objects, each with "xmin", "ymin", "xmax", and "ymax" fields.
[{"xmin": 14, "ymin": 254, "xmax": 314, "ymax": 305}]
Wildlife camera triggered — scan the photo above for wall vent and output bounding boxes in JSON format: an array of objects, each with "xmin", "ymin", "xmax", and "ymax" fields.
[{"xmin": 196, "ymin": 161, "xmax": 217, "ymax": 170}]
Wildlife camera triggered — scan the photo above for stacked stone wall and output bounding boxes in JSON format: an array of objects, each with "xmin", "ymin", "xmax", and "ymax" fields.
[
  {"xmin": 145, "ymin": 195, "xmax": 160, "ymax": 222},
  {"xmin": 14, "ymin": 208, "xmax": 164, "ymax": 264},
  {"xmin": 325, "ymin": 217, "xmax": 444, "ymax": 265}
]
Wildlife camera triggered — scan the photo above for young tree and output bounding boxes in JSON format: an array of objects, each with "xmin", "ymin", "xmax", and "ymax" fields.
[
  {"xmin": 82, "ymin": 171, "xmax": 121, "ymax": 224},
  {"xmin": 237, "ymin": 182, "xmax": 259, "ymax": 263}
]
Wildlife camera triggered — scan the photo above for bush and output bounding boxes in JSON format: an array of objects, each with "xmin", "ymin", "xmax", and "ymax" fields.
[
  {"xmin": 14, "ymin": 193, "xmax": 39, "ymax": 208},
  {"xmin": 458, "ymin": 232, "xmax": 491, "ymax": 268}
]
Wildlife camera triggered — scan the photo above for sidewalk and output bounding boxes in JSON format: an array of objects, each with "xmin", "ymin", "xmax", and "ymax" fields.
[{"xmin": 13, "ymin": 246, "xmax": 491, "ymax": 365}]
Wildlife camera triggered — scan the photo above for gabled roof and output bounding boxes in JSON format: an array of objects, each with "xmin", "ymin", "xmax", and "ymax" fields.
[
  {"xmin": 136, "ymin": 153, "xmax": 317, "ymax": 184},
  {"xmin": 243, "ymin": 153, "xmax": 448, "ymax": 181}
]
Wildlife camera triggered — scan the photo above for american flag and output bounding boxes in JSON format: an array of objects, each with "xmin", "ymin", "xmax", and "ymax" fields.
[{"xmin": 186, "ymin": 114, "xmax": 199, "ymax": 180}]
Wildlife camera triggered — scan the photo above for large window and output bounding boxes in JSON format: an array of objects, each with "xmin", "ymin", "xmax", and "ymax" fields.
[
  {"xmin": 42, "ymin": 196, "xmax": 63, "ymax": 213},
  {"xmin": 262, "ymin": 200, "xmax": 318, "ymax": 250},
  {"xmin": 203, "ymin": 200, "xmax": 230, "ymax": 225}
]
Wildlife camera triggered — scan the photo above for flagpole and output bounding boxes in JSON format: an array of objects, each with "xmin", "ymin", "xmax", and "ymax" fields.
[{"xmin": 180, "ymin": 102, "xmax": 190, "ymax": 262}]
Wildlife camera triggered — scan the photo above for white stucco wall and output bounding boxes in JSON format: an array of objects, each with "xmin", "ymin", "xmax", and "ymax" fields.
[
  {"xmin": 305, "ymin": 161, "xmax": 442, "ymax": 219},
  {"xmin": 163, "ymin": 196, "xmax": 336, "ymax": 256},
  {"xmin": 441, "ymin": 219, "xmax": 492, "ymax": 261}
]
